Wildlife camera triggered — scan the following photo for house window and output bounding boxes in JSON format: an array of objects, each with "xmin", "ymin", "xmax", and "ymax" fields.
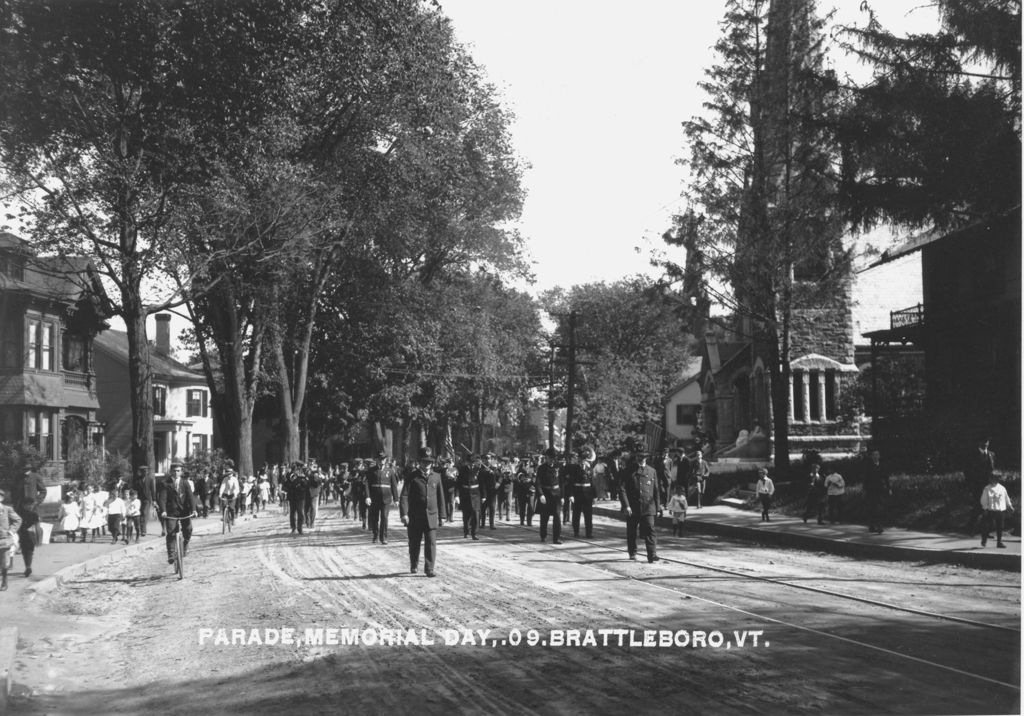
[
  {"xmin": 825, "ymin": 371, "xmax": 838, "ymax": 419},
  {"xmin": 0, "ymin": 314, "xmax": 20, "ymax": 369},
  {"xmin": 26, "ymin": 408, "xmax": 54, "ymax": 459},
  {"xmin": 793, "ymin": 371, "xmax": 806, "ymax": 421},
  {"xmin": 186, "ymin": 389, "xmax": 208, "ymax": 417},
  {"xmin": 153, "ymin": 386, "xmax": 167, "ymax": 417},
  {"xmin": 809, "ymin": 372, "xmax": 821, "ymax": 421},
  {"xmin": 0, "ymin": 255, "xmax": 24, "ymax": 280},
  {"xmin": 63, "ymin": 333, "xmax": 88, "ymax": 372},
  {"xmin": 26, "ymin": 318, "xmax": 55, "ymax": 371},
  {"xmin": 191, "ymin": 433, "xmax": 208, "ymax": 455},
  {"xmin": 0, "ymin": 408, "xmax": 18, "ymax": 442},
  {"xmin": 675, "ymin": 404, "xmax": 697, "ymax": 426}
]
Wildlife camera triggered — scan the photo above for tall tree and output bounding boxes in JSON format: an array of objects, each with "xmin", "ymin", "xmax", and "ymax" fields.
[
  {"xmin": 543, "ymin": 277, "xmax": 697, "ymax": 455},
  {"xmin": 0, "ymin": 0, "xmax": 308, "ymax": 476},
  {"xmin": 834, "ymin": 0, "xmax": 1021, "ymax": 230},
  {"xmin": 665, "ymin": 0, "xmax": 843, "ymax": 472}
]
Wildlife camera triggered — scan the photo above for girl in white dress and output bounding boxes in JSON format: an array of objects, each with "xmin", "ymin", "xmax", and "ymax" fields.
[{"xmin": 58, "ymin": 494, "xmax": 81, "ymax": 542}]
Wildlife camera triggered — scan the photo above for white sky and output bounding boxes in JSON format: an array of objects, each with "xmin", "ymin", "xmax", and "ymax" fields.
[{"xmin": 439, "ymin": 0, "xmax": 933, "ymax": 315}]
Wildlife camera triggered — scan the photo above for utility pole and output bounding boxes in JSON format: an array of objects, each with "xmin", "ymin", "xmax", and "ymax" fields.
[
  {"xmin": 547, "ymin": 341, "xmax": 556, "ymax": 450},
  {"xmin": 564, "ymin": 310, "xmax": 578, "ymax": 459}
]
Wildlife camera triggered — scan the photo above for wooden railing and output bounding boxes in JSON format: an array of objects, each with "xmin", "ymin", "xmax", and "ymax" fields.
[
  {"xmin": 890, "ymin": 303, "xmax": 924, "ymax": 330},
  {"xmin": 63, "ymin": 371, "xmax": 91, "ymax": 387}
]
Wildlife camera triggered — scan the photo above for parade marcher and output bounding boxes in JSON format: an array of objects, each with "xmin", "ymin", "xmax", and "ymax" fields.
[
  {"xmin": 619, "ymin": 453, "xmax": 662, "ymax": 562},
  {"xmin": 567, "ymin": 451, "xmax": 595, "ymax": 538},
  {"xmin": 498, "ymin": 456, "xmax": 515, "ymax": 521},
  {"xmin": 282, "ymin": 463, "xmax": 308, "ymax": 535},
  {"xmin": 400, "ymin": 447, "xmax": 447, "ymax": 577},
  {"xmin": 536, "ymin": 447, "xmax": 564, "ymax": 544},
  {"xmin": 13, "ymin": 467, "xmax": 47, "ymax": 578},
  {"xmin": 802, "ymin": 462, "xmax": 827, "ymax": 525},
  {"xmin": 456, "ymin": 455, "xmax": 483, "ymax": 540},
  {"xmin": 863, "ymin": 448, "xmax": 890, "ymax": 534},
  {"xmin": 560, "ymin": 455, "xmax": 572, "ymax": 525},
  {"xmin": 980, "ymin": 472, "xmax": 1014, "ymax": 548},
  {"xmin": 350, "ymin": 460, "xmax": 368, "ymax": 528},
  {"xmin": 337, "ymin": 463, "xmax": 351, "ymax": 518},
  {"xmin": 691, "ymin": 448, "xmax": 710, "ymax": 509},
  {"xmin": 479, "ymin": 453, "xmax": 499, "ymax": 530},
  {"xmin": 755, "ymin": 467, "xmax": 775, "ymax": 522},
  {"xmin": 156, "ymin": 461, "xmax": 196, "ymax": 566},
  {"xmin": 304, "ymin": 466, "xmax": 321, "ymax": 528},
  {"xmin": 515, "ymin": 458, "xmax": 537, "ymax": 526},
  {"xmin": 366, "ymin": 452, "xmax": 399, "ymax": 544},
  {"xmin": 0, "ymin": 488, "xmax": 23, "ymax": 591},
  {"xmin": 440, "ymin": 456, "xmax": 458, "ymax": 521}
]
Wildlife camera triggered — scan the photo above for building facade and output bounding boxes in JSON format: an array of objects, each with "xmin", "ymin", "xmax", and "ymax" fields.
[
  {"xmin": 94, "ymin": 314, "xmax": 214, "ymax": 475},
  {"xmin": 0, "ymin": 232, "xmax": 110, "ymax": 486}
]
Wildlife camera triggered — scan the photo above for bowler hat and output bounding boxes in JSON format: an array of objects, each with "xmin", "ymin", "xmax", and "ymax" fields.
[
  {"xmin": 418, "ymin": 447, "xmax": 434, "ymax": 460},
  {"xmin": 543, "ymin": 447, "xmax": 557, "ymax": 458}
]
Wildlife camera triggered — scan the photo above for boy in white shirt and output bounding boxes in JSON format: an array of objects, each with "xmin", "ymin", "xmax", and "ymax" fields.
[
  {"xmin": 105, "ymin": 491, "xmax": 126, "ymax": 544},
  {"xmin": 824, "ymin": 470, "xmax": 846, "ymax": 524},
  {"xmin": 125, "ymin": 489, "xmax": 142, "ymax": 543},
  {"xmin": 980, "ymin": 474, "xmax": 1014, "ymax": 548}
]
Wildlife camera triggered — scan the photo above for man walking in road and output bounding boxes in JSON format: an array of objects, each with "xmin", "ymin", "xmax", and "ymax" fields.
[
  {"xmin": 619, "ymin": 453, "xmax": 662, "ymax": 563},
  {"xmin": 366, "ymin": 452, "xmax": 399, "ymax": 544},
  {"xmin": 400, "ymin": 447, "xmax": 447, "ymax": 577},
  {"xmin": 536, "ymin": 447, "xmax": 564, "ymax": 544}
]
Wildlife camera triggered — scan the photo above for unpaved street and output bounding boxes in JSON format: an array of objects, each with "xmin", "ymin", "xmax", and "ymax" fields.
[{"xmin": 8, "ymin": 502, "xmax": 1021, "ymax": 715}]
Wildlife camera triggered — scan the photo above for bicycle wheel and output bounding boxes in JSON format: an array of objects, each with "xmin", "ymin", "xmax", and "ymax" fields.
[
  {"xmin": 175, "ymin": 530, "xmax": 184, "ymax": 580},
  {"xmin": 222, "ymin": 507, "xmax": 228, "ymax": 534}
]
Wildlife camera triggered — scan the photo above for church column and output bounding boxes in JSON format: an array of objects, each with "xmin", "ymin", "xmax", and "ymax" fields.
[
  {"xmin": 788, "ymin": 375, "xmax": 795, "ymax": 421},
  {"xmin": 801, "ymin": 371, "xmax": 811, "ymax": 423},
  {"xmin": 818, "ymin": 371, "xmax": 828, "ymax": 421}
]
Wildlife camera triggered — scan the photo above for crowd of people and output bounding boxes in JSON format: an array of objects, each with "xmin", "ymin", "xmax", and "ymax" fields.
[{"xmin": 0, "ymin": 438, "xmax": 1017, "ymax": 589}]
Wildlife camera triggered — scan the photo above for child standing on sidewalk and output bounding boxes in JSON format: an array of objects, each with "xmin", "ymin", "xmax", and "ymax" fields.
[
  {"xmin": 105, "ymin": 490, "xmax": 126, "ymax": 544},
  {"xmin": 58, "ymin": 494, "xmax": 80, "ymax": 542},
  {"xmin": 125, "ymin": 489, "xmax": 142, "ymax": 543},
  {"xmin": 666, "ymin": 483, "xmax": 688, "ymax": 537}
]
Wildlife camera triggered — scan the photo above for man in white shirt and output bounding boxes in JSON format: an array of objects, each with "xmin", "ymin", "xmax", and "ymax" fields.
[
  {"xmin": 824, "ymin": 470, "xmax": 846, "ymax": 524},
  {"xmin": 755, "ymin": 467, "xmax": 775, "ymax": 522},
  {"xmin": 980, "ymin": 474, "xmax": 1014, "ymax": 548}
]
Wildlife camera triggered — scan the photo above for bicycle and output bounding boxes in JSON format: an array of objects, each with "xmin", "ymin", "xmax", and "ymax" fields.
[
  {"xmin": 221, "ymin": 500, "xmax": 236, "ymax": 534},
  {"xmin": 163, "ymin": 515, "xmax": 194, "ymax": 580}
]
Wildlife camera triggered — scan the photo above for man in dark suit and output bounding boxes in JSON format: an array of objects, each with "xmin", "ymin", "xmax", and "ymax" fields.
[
  {"xmin": 536, "ymin": 447, "xmax": 564, "ymax": 544},
  {"xmin": 400, "ymin": 447, "xmax": 447, "ymax": 577},
  {"xmin": 366, "ymin": 452, "xmax": 399, "ymax": 544},
  {"xmin": 456, "ymin": 454, "xmax": 483, "ymax": 540},
  {"xmin": 567, "ymin": 452, "xmax": 595, "ymax": 538},
  {"xmin": 157, "ymin": 461, "xmax": 196, "ymax": 565},
  {"xmin": 133, "ymin": 466, "xmax": 155, "ymax": 536},
  {"xmin": 12, "ymin": 467, "xmax": 47, "ymax": 578},
  {"xmin": 478, "ymin": 453, "xmax": 499, "ymax": 530},
  {"xmin": 619, "ymin": 454, "xmax": 662, "ymax": 563}
]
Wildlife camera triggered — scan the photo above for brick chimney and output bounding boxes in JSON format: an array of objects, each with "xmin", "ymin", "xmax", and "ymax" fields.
[{"xmin": 155, "ymin": 314, "xmax": 171, "ymax": 356}]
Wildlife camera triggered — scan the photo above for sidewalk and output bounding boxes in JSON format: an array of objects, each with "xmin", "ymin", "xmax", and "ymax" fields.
[
  {"xmin": 0, "ymin": 510, "xmax": 237, "ymax": 710},
  {"xmin": 592, "ymin": 499, "xmax": 1021, "ymax": 571}
]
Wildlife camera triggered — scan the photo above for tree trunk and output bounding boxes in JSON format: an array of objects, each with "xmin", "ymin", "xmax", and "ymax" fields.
[{"xmin": 123, "ymin": 295, "xmax": 155, "ymax": 477}]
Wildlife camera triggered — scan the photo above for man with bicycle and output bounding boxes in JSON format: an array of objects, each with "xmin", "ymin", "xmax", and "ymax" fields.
[{"xmin": 157, "ymin": 461, "xmax": 196, "ymax": 565}]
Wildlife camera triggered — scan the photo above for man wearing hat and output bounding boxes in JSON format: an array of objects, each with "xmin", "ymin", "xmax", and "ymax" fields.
[
  {"xmin": 440, "ymin": 456, "xmax": 458, "ymax": 520},
  {"xmin": 567, "ymin": 452, "xmax": 595, "ymax": 538},
  {"xmin": 366, "ymin": 451, "xmax": 399, "ymax": 544},
  {"xmin": 157, "ymin": 461, "xmax": 196, "ymax": 565},
  {"xmin": 619, "ymin": 453, "xmax": 662, "ymax": 563},
  {"xmin": 400, "ymin": 447, "xmax": 447, "ymax": 577},
  {"xmin": 456, "ymin": 454, "xmax": 483, "ymax": 539},
  {"xmin": 536, "ymin": 447, "xmax": 564, "ymax": 544},
  {"xmin": 478, "ymin": 453, "xmax": 499, "ymax": 530}
]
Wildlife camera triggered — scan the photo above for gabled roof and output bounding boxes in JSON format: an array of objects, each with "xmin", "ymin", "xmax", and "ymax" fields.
[
  {"xmin": 664, "ymin": 373, "xmax": 701, "ymax": 401},
  {"xmin": 868, "ymin": 205, "xmax": 1021, "ymax": 269},
  {"xmin": 0, "ymin": 235, "xmax": 112, "ymax": 313},
  {"xmin": 94, "ymin": 329, "xmax": 204, "ymax": 383}
]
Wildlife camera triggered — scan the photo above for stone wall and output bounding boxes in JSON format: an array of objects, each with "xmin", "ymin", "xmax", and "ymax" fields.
[{"xmin": 789, "ymin": 277, "xmax": 854, "ymax": 364}]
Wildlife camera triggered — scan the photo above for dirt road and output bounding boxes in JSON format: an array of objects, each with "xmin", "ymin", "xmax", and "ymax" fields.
[{"xmin": 7, "ymin": 503, "xmax": 1021, "ymax": 715}]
